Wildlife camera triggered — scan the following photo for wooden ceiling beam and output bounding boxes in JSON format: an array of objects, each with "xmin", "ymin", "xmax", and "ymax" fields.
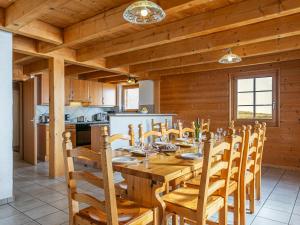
[
  {"xmin": 37, "ymin": 0, "xmax": 214, "ymax": 53},
  {"xmin": 23, "ymin": 59, "xmax": 48, "ymax": 75},
  {"xmin": 13, "ymin": 35, "xmax": 129, "ymax": 75},
  {"xmin": 98, "ymin": 75, "xmax": 128, "ymax": 83},
  {"xmin": 107, "ymin": 13, "xmax": 300, "ymax": 68},
  {"xmin": 13, "ymin": 52, "xmax": 34, "ymax": 64},
  {"xmin": 129, "ymin": 35, "xmax": 300, "ymax": 73},
  {"xmin": 148, "ymin": 49, "xmax": 300, "ymax": 76},
  {"xmin": 65, "ymin": 65, "xmax": 98, "ymax": 76},
  {"xmin": 77, "ymin": 0, "xmax": 300, "ymax": 61},
  {"xmin": 5, "ymin": 0, "xmax": 68, "ymax": 29},
  {"xmin": 79, "ymin": 71, "xmax": 120, "ymax": 80}
]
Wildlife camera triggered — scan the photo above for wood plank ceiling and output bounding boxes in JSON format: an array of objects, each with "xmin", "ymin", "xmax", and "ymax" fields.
[{"xmin": 2, "ymin": 0, "xmax": 300, "ymax": 82}]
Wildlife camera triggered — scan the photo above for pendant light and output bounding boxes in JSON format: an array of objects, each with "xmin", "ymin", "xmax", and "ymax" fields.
[
  {"xmin": 127, "ymin": 76, "xmax": 137, "ymax": 84},
  {"xmin": 123, "ymin": 0, "xmax": 166, "ymax": 24},
  {"xmin": 218, "ymin": 49, "xmax": 242, "ymax": 64}
]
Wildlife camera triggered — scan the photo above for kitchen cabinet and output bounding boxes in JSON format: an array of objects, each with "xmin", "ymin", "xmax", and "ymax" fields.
[
  {"xmin": 37, "ymin": 73, "xmax": 49, "ymax": 105},
  {"xmin": 103, "ymin": 83, "xmax": 117, "ymax": 106},
  {"xmin": 65, "ymin": 77, "xmax": 71, "ymax": 105},
  {"xmin": 89, "ymin": 81, "xmax": 103, "ymax": 106},
  {"xmin": 71, "ymin": 79, "xmax": 89, "ymax": 102},
  {"xmin": 37, "ymin": 124, "xmax": 76, "ymax": 161}
]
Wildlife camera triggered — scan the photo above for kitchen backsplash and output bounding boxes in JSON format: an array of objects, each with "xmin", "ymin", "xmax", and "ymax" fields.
[{"xmin": 36, "ymin": 105, "xmax": 116, "ymax": 123}]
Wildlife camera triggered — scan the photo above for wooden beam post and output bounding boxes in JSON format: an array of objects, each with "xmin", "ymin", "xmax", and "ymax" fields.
[{"xmin": 48, "ymin": 57, "xmax": 65, "ymax": 178}]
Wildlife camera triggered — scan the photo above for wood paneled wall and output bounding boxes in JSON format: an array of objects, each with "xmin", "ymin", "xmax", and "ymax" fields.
[{"xmin": 160, "ymin": 60, "xmax": 300, "ymax": 168}]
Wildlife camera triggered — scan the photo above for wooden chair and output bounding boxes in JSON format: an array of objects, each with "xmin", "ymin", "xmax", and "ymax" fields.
[
  {"xmin": 162, "ymin": 130, "xmax": 238, "ymax": 225},
  {"xmin": 239, "ymin": 122, "xmax": 266, "ymax": 225},
  {"xmin": 62, "ymin": 128, "xmax": 154, "ymax": 225},
  {"xmin": 201, "ymin": 119, "xmax": 211, "ymax": 132},
  {"xmin": 185, "ymin": 127, "xmax": 246, "ymax": 225},
  {"xmin": 178, "ymin": 121, "xmax": 195, "ymax": 138},
  {"xmin": 151, "ymin": 119, "xmax": 168, "ymax": 132},
  {"xmin": 109, "ymin": 124, "xmax": 135, "ymax": 146},
  {"xmin": 139, "ymin": 124, "xmax": 162, "ymax": 144},
  {"xmin": 161, "ymin": 124, "xmax": 180, "ymax": 141}
]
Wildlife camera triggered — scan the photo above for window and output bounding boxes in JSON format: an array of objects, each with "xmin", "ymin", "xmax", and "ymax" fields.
[
  {"xmin": 232, "ymin": 70, "xmax": 278, "ymax": 126},
  {"xmin": 123, "ymin": 85, "xmax": 139, "ymax": 111}
]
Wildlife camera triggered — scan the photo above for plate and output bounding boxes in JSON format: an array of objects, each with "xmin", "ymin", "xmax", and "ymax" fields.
[
  {"xmin": 175, "ymin": 142, "xmax": 194, "ymax": 147},
  {"xmin": 180, "ymin": 153, "xmax": 202, "ymax": 160},
  {"xmin": 176, "ymin": 138, "xmax": 188, "ymax": 142},
  {"xmin": 118, "ymin": 146, "xmax": 136, "ymax": 152},
  {"xmin": 155, "ymin": 141, "xmax": 168, "ymax": 145},
  {"xmin": 112, "ymin": 156, "xmax": 139, "ymax": 164}
]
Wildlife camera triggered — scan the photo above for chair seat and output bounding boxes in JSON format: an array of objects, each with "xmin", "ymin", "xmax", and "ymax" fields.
[
  {"xmin": 186, "ymin": 176, "xmax": 238, "ymax": 195},
  {"xmin": 162, "ymin": 187, "xmax": 224, "ymax": 220},
  {"xmin": 75, "ymin": 198, "xmax": 153, "ymax": 225}
]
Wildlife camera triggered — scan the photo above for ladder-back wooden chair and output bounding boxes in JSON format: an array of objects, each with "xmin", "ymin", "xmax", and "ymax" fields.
[
  {"xmin": 240, "ymin": 123, "xmax": 264, "ymax": 225},
  {"xmin": 253, "ymin": 122, "xmax": 267, "ymax": 201},
  {"xmin": 178, "ymin": 121, "xmax": 195, "ymax": 138},
  {"xmin": 201, "ymin": 119, "xmax": 211, "ymax": 132},
  {"xmin": 139, "ymin": 124, "xmax": 162, "ymax": 145},
  {"xmin": 161, "ymin": 123, "xmax": 180, "ymax": 141},
  {"xmin": 162, "ymin": 131, "xmax": 238, "ymax": 225},
  {"xmin": 151, "ymin": 119, "xmax": 168, "ymax": 132},
  {"xmin": 185, "ymin": 127, "xmax": 246, "ymax": 225},
  {"xmin": 62, "ymin": 129, "xmax": 154, "ymax": 225},
  {"xmin": 109, "ymin": 124, "xmax": 135, "ymax": 146}
]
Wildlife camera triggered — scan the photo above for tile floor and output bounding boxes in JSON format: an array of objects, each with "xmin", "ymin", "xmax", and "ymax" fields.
[{"xmin": 1, "ymin": 157, "xmax": 300, "ymax": 225}]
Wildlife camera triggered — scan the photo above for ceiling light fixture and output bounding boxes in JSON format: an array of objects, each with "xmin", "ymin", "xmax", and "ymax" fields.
[
  {"xmin": 218, "ymin": 49, "xmax": 242, "ymax": 64},
  {"xmin": 123, "ymin": 0, "xmax": 166, "ymax": 24},
  {"xmin": 127, "ymin": 76, "xmax": 137, "ymax": 84}
]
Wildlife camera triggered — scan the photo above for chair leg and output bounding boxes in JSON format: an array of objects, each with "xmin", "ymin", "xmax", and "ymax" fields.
[
  {"xmin": 249, "ymin": 179, "xmax": 255, "ymax": 214},
  {"xmin": 240, "ymin": 182, "xmax": 246, "ymax": 225},
  {"xmin": 219, "ymin": 201, "xmax": 228, "ymax": 225},
  {"xmin": 255, "ymin": 170, "xmax": 261, "ymax": 200},
  {"xmin": 172, "ymin": 215, "xmax": 179, "ymax": 225},
  {"xmin": 234, "ymin": 189, "xmax": 240, "ymax": 225}
]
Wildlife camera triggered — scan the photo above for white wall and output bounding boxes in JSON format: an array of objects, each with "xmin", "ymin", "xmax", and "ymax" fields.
[
  {"xmin": 0, "ymin": 31, "xmax": 13, "ymax": 202},
  {"xmin": 139, "ymin": 80, "xmax": 154, "ymax": 105}
]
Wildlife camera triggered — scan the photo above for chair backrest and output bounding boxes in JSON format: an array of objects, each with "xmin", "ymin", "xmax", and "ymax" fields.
[
  {"xmin": 201, "ymin": 119, "xmax": 211, "ymax": 132},
  {"xmin": 151, "ymin": 119, "xmax": 168, "ymax": 132},
  {"xmin": 160, "ymin": 123, "xmax": 180, "ymax": 140},
  {"xmin": 62, "ymin": 127, "xmax": 119, "ymax": 225},
  {"xmin": 253, "ymin": 122, "xmax": 267, "ymax": 173},
  {"xmin": 109, "ymin": 124, "xmax": 135, "ymax": 146},
  {"xmin": 196, "ymin": 129, "xmax": 240, "ymax": 220},
  {"xmin": 178, "ymin": 121, "xmax": 195, "ymax": 138},
  {"xmin": 139, "ymin": 124, "xmax": 162, "ymax": 144}
]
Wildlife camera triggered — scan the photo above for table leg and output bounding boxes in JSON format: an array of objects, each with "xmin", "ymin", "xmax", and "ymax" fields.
[{"xmin": 124, "ymin": 175, "xmax": 167, "ymax": 225}]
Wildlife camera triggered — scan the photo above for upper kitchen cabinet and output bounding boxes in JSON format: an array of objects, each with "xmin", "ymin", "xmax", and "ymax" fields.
[
  {"xmin": 37, "ymin": 72, "xmax": 49, "ymax": 105},
  {"xmin": 70, "ymin": 79, "xmax": 89, "ymax": 102},
  {"xmin": 103, "ymin": 83, "xmax": 117, "ymax": 106},
  {"xmin": 89, "ymin": 81, "xmax": 103, "ymax": 106}
]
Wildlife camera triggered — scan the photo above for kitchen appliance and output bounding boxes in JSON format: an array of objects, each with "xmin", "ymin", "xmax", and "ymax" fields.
[
  {"xmin": 76, "ymin": 123, "xmax": 91, "ymax": 146},
  {"xmin": 77, "ymin": 116, "xmax": 85, "ymax": 123},
  {"xmin": 39, "ymin": 114, "xmax": 49, "ymax": 123},
  {"xmin": 92, "ymin": 113, "xmax": 108, "ymax": 122}
]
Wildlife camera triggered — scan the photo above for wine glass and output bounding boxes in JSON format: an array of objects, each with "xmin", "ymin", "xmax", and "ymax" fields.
[{"xmin": 183, "ymin": 131, "xmax": 189, "ymax": 141}]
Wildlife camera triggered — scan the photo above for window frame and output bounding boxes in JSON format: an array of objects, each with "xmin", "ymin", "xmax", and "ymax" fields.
[
  {"xmin": 122, "ymin": 84, "xmax": 139, "ymax": 112},
  {"xmin": 231, "ymin": 69, "xmax": 279, "ymax": 127}
]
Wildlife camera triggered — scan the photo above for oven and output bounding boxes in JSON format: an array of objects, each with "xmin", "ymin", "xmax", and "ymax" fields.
[{"xmin": 76, "ymin": 123, "xmax": 91, "ymax": 146}]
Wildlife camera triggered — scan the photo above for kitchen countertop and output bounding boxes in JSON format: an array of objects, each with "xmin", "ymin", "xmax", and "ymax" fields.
[
  {"xmin": 37, "ymin": 121, "xmax": 110, "ymax": 126},
  {"xmin": 109, "ymin": 113, "xmax": 176, "ymax": 117}
]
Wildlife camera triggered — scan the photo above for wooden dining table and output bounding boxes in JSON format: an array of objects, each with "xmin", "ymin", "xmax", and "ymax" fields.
[{"xmin": 111, "ymin": 146, "xmax": 204, "ymax": 224}]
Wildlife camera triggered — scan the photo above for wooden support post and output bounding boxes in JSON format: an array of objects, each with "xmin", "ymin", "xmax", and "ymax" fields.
[
  {"xmin": 154, "ymin": 80, "xmax": 160, "ymax": 113},
  {"xmin": 49, "ymin": 57, "xmax": 65, "ymax": 178}
]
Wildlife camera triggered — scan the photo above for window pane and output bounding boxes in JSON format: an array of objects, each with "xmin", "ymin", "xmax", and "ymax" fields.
[
  {"xmin": 125, "ymin": 88, "xmax": 139, "ymax": 110},
  {"xmin": 256, "ymin": 77, "xmax": 272, "ymax": 91},
  {"xmin": 255, "ymin": 106, "xmax": 272, "ymax": 119},
  {"xmin": 238, "ymin": 92, "xmax": 253, "ymax": 105},
  {"xmin": 256, "ymin": 91, "xmax": 272, "ymax": 105},
  {"xmin": 238, "ymin": 78, "xmax": 254, "ymax": 92},
  {"xmin": 237, "ymin": 106, "xmax": 254, "ymax": 119}
]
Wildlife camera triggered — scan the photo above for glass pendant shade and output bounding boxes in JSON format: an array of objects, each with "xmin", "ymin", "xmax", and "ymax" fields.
[
  {"xmin": 218, "ymin": 49, "xmax": 242, "ymax": 64},
  {"xmin": 123, "ymin": 0, "xmax": 166, "ymax": 24},
  {"xmin": 127, "ymin": 76, "xmax": 137, "ymax": 84}
]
